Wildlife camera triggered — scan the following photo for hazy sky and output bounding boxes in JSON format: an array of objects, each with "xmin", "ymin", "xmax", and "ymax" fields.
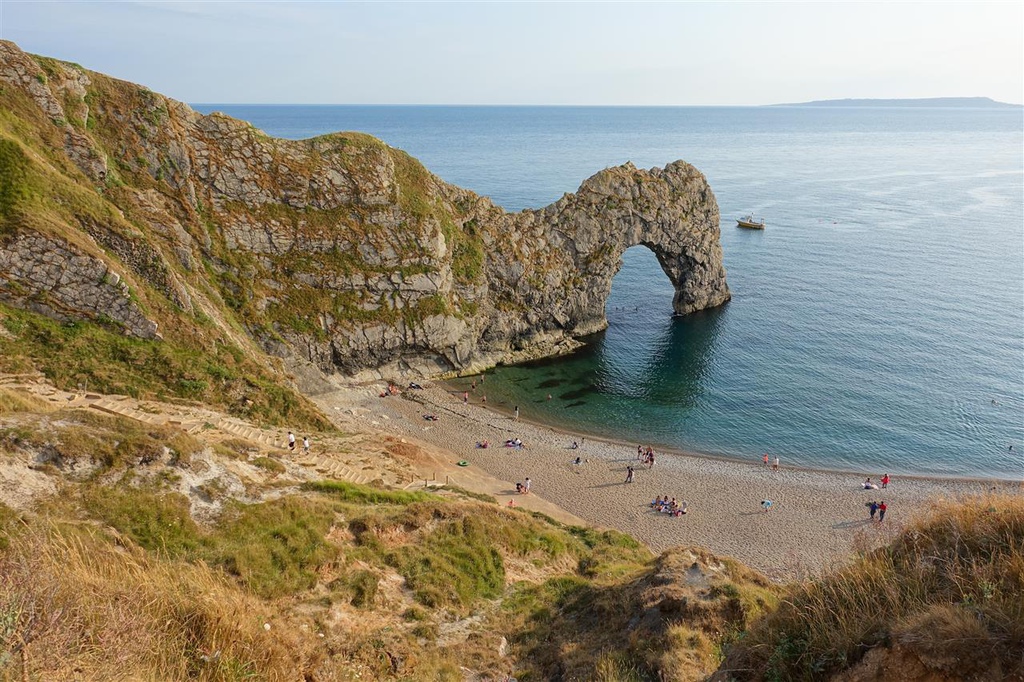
[{"xmin": 1, "ymin": 1, "xmax": 1021, "ymax": 105}]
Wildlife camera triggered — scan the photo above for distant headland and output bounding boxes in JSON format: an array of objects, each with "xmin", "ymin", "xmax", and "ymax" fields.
[{"xmin": 771, "ymin": 96, "xmax": 1022, "ymax": 108}]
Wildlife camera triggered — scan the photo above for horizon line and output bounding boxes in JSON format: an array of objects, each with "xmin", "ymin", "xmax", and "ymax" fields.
[{"xmin": 190, "ymin": 100, "xmax": 1024, "ymax": 108}]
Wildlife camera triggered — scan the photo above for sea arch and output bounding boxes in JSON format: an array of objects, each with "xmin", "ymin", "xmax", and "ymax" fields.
[{"xmin": 502, "ymin": 160, "xmax": 732, "ymax": 344}]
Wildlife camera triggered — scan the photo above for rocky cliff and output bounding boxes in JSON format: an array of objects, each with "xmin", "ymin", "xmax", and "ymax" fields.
[{"xmin": 0, "ymin": 40, "xmax": 730, "ymax": 379}]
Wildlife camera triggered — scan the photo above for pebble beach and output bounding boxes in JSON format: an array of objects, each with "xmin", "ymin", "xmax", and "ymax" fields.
[{"xmin": 327, "ymin": 383, "xmax": 1015, "ymax": 582}]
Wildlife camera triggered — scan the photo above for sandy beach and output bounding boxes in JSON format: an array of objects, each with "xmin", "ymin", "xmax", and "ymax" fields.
[{"xmin": 318, "ymin": 383, "xmax": 1018, "ymax": 582}]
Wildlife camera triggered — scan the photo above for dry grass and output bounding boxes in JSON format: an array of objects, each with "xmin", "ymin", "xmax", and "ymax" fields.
[
  {"xmin": 0, "ymin": 518, "xmax": 309, "ymax": 681},
  {"xmin": 0, "ymin": 388, "xmax": 53, "ymax": 415},
  {"xmin": 719, "ymin": 493, "xmax": 1024, "ymax": 681}
]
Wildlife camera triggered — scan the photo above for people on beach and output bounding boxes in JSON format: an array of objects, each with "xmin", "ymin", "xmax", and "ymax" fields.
[
  {"xmin": 763, "ymin": 453, "xmax": 769, "ymax": 467},
  {"xmin": 761, "ymin": 499, "xmax": 773, "ymax": 513},
  {"xmin": 288, "ymin": 431, "xmax": 295, "ymax": 451},
  {"xmin": 504, "ymin": 438, "xmax": 523, "ymax": 449},
  {"xmin": 868, "ymin": 500, "xmax": 879, "ymax": 519},
  {"xmin": 625, "ymin": 465, "xmax": 635, "ymax": 483},
  {"xmin": 863, "ymin": 478, "xmax": 878, "ymax": 490},
  {"xmin": 302, "ymin": 436, "xmax": 310, "ymax": 454},
  {"xmin": 571, "ymin": 440, "xmax": 579, "ymax": 449},
  {"xmin": 573, "ymin": 456, "xmax": 582, "ymax": 466},
  {"xmin": 878, "ymin": 501, "xmax": 887, "ymax": 523},
  {"xmin": 423, "ymin": 414, "xmax": 438, "ymax": 421},
  {"xmin": 476, "ymin": 440, "xmax": 490, "ymax": 449},
  {"xmin": 507, "ymin": 498, "xmax": 516, "ymax": 508},
  {"xmin": 524, "ymin": 477, "xmax": 531, "ymax": 494},
  {"xmin": 514, "ymin": 406, "xmax": 519, "ymax": 421},
  {"xmin": 772, "ymin": 456, "xmax": 779, "ymax": 471},
  {"xmin": 463, "ymin": 391, "xmax": 468, "ymax": 404},
  {"xmin": 881, "ymin": 473, "xmax": 890, "ymax": 489}
]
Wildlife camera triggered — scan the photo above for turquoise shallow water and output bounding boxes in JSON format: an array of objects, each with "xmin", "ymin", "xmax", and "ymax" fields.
[{"xmin": 197, "ymin": 105, "xmax": 1024, "ymax": 479}]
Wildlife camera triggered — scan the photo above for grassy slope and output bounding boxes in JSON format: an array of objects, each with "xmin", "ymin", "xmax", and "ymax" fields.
[
  {"xmin": 0, "ymin": 59, "xmax": 330, "ymax": 431},
  {"xmin": 718, "ymin": 494, "xmax": 1024, "ymax": 681},
  {"xmin": 0, "ymin": 399, "xmax": 782, "ymax": 681}
]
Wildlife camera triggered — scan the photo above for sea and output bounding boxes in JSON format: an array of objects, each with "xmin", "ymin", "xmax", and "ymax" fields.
[{"xmin": 193, "ymin": 104, "xmax": 1024, "ymax": 480}]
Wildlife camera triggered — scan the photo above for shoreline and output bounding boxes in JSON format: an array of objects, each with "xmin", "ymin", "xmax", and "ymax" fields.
[
  {"xmin": 441, "ymin": 378, "xmax": 1019, "ymax": 486},
  {"xmin": 320, "ymin": 382, "xmax": 1020, "ymax": 582},
  {"xmin": 317, "ymin": 382, "xmax": 1015, "ymax": 577}
]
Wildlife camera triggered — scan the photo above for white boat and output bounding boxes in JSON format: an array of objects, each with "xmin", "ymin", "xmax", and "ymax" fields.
[{"xmin": 737, "ymin": 215, "xmax": 766, "ymax": 229}]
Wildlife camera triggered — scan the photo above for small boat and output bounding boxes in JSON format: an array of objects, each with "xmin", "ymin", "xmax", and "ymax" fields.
[{"xmin": 737, "ymin": 215, "xmax": 766, "ymax": 229}]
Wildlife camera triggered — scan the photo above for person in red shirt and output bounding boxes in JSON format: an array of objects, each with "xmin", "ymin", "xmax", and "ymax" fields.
[
  {"xmin": 881, "ymin": 473, "xmax": 890, "ymax": 489},
  {"xmin": 878, "ymin": 501, "xmax": 887, "ymax": 523}
]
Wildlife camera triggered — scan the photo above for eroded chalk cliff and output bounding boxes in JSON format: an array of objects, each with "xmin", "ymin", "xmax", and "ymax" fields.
[{"xmin": 0, "ymin": 40, "xmax": 729, "ymax": 379}]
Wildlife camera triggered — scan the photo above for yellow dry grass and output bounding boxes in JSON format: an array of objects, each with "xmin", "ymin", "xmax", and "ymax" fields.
[{"xmin": 0, "ymin": 519, "xmax": 310, "ymax": 681}]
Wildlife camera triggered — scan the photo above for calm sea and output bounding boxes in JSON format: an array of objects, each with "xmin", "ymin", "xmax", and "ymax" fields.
[{"xmin": 195, "ymin": 105, "xmax": 1024, "ymax": 479}]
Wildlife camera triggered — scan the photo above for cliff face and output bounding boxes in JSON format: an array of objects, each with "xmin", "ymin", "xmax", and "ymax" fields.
[{"xmin": 0, "ymin": 41, "xmax": 730, "ymax": 379}]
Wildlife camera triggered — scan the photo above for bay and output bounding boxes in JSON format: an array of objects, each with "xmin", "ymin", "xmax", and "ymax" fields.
[{"xmin": 195, "ymin": 104, "xmax": 1024, "ymax": 479}]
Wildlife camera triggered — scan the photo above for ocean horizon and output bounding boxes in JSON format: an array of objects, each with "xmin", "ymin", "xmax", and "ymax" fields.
[{"xmin": 194, "ymin": 104, "xmax": 1024, "ymax": 480}]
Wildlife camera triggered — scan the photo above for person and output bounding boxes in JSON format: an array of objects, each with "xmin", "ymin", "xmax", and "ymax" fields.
[
  {"xmin": 523, "ymin": 477, "xmax": 531, "ymax": 494},
  {"xmin": 288, "ymin": 432, "xmax": 296, "ymax": 451},
  {"xmin": 651, "ymin": 495, "xmax": 663, "ymax": 508},
  {"xmin": 571, "ymin": 441, "xmax": 579, "ymax": 450},
  {"xmin": 482, "ymin": 395, "xmax": 487, "ymax": 403},
  {"xmin": 763, "ymin": 453, "xmax": 769, "ymax": 467},
  {"xmin": 463, "ymin": 391, "xmax": 468, "ymax": 404},
  {"xmin": 674, "ymin": 500, "xmax": 688, "ymax": 516},
  {"xmin": 547, "ymin": 394, "xmax": 552, "ymax": 401},
  {"xmin": 573, "ymin": 456, "xmax": 582, "ymax": 466},
  {"xmin": 514, "ymin": 406, "xmax": 519, "ymax": 421},
  {"xmin": 515, "ymin": 482, "xmax": 524, "ymax": 494},
  {"xmin": 508, "ymin": 498, "xmax": 516, "ymax": 508},
  {"xmin": 881, "ymin": 474, "xmax": 890, "ymax": 489},
  {"xmin": 863, "ymin": 478, "xmax": 877, "ymax": 490},
  {"xmin": 772, "ymin": 456, "xmax": 779, "ymax": 471},
  {"xmin": 302, "ymin": 436, "xmax": 310, "ymax": 454},
  {"xmin": 625, "ymin": 465, "xmax": 635, "ymax": 483},
  {"xmin": 761, "ymin": 499, "xmax": 773, "ymax": 513},
  {"xmin": 868, "ymin": 500, "xmax": 879, "ymax": 520},
  {"xmin": 477, "ymin": 440, "xmax": 490, "ymax": 449},
  {"xmin": 878, "ymin": 501, "xmax": 887, "ymax": 523}
]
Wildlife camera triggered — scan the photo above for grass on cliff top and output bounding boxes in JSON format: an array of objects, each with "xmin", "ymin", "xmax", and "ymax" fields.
[{"xmin": 721, "ymin": 493, "xmax": 1024, "ymax": 681}]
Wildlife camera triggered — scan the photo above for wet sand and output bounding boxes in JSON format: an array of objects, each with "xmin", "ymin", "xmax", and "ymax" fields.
[{"xmin": 322, "ymin": 384, "xmax": 1018, "ymax": 582}]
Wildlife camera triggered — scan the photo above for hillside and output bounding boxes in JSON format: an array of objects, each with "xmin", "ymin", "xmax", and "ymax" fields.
[
  {"xmin": 771, "ymin": 97, "xmax": 1022, "ymax": 108},
  {"xmin": 0, "ymin": 39, "xmax": 729, "ymax": 391},
  {"xmin": 1, "ymin": 378, "xmax": 1020, "ymax": 680}
]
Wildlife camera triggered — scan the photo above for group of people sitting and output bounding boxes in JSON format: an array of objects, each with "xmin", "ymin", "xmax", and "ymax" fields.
[
  {"xmin": 504, "ymin": 438, "xmax": 524, "ymax": 449},
  {"xmin": 638, "ymin": 445, "xmax": 656, "ymax": 468},
  {"xmin": 651, "ymin": 496, "xmax": 687, "ymax": 517}
]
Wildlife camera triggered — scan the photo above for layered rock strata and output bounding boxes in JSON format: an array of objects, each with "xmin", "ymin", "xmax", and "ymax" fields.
[{"xmin": 0, "ymin": 40, "xmax": 729, "ymax": 377}]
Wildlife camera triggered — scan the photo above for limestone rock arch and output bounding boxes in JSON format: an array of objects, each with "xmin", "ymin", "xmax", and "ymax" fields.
[{"xmin": 479, "ymin": 160, "xmax": 731, "ymax": 362}]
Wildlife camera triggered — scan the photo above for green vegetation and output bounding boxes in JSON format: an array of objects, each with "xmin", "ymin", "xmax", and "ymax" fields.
[
  {"xmin": 0, "ymin": 304, "xmax": 330, "ymax": 431},
  {"xmin": 0, "ymin": 138, "xmax": 30, "ymax": 223}
]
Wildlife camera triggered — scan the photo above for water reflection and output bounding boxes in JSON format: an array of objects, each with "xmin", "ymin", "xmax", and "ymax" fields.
[{"xmin": 467, "ymin": 248, "xmax": 727, "ymax": 434}]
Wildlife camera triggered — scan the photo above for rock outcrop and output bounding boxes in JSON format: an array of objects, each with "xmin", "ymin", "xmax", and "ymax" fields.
[{"xmin": 0, "ymin": 40, "xmax": 729, "ymax": 377}]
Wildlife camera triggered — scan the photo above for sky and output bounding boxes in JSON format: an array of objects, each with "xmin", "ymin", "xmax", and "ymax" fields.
[{"xmin": 1, "ymin": 1, "xmax": 1021, "ymax": 106}]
